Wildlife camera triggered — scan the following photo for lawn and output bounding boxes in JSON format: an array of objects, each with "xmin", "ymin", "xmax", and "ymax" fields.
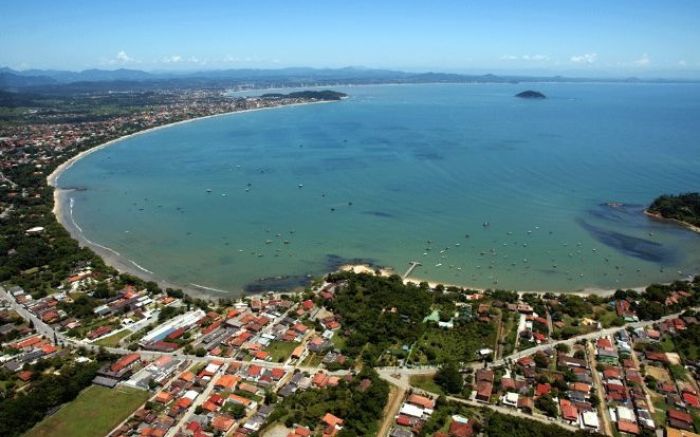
[
  {"xmin": 266, "ymin": 341, "xmax": 297, "ymax": 362},
  {"xmin": 331, "ymin": 333, "xmax": 346, "ymax": 351},
  {"xmin": 25, "ymin": 385, "xmax": 149, "ymax": 437},
  {"xmin": 409, "ymin": 374, "xmax": 444, "ymax": 395},
  {"xmin": 94, "ymin": 329, "xmax": 132, "ymax": 347},
  {"xmin": 414, "ymin": 321, "xmax": 497, "ymax": 364},
  {"xmin": 652, "ymin": 394, "xmax": 667, "ymax": 426},
  {"xmin": 301, "ymin": 352, "xmax": 324, "ymax": 367}
]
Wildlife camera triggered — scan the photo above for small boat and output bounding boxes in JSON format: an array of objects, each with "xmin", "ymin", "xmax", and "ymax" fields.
[
  {"xmin": 298, "ymin": 184, "xmax": 304, "ymax": 189},
  {"xmin": 435, "ymin": 263, "xmax": 442, "ymax": 267},
  {"xmin": 206, "ymin": 189, "xmax": 212, "ymax": 193}
]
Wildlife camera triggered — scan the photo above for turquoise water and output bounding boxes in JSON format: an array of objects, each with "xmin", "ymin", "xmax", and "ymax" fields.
[{"xmin": 58, "ymin": 83, "xmax": 700, "ymax": 294}]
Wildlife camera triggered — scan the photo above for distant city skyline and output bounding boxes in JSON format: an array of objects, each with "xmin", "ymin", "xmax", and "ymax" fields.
[{"xmin": 2, "ymin": 0, "xmax": 700, "ymax": 78}]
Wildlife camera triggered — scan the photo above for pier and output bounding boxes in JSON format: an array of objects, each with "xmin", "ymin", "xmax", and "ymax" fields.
[{"xmin": 402, "ymin": 261, "xmax": 422, "ymax": 279}]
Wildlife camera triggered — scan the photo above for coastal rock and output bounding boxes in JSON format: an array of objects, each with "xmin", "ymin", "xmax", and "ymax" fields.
[{"xmin": 515, "ymin": 90, "xmax": 546, "ymax": 99}]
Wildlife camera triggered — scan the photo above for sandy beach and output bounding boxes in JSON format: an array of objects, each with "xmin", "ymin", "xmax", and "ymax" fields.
[
  {"xmin": 47, "ymin": 100, "xmax": 333, "ymax": 299},
  {"xmin": 644, "ymin": 209, "xmax": 700, "ymax": 234},
  {"xmin": 339, "ymin": 263, "xmax": 649, "ymax": 298}
]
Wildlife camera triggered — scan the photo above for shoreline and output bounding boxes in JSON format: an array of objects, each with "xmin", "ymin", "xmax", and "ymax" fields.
[
  {"xmin": 644, "ymin": 209, "xmax": 700, "ymax": 234},
  {"xmin": 47, "ymin": 100, "xmax": 333, "ymax": 299},
  {"xmin": 44, "ymin": 99, "xmax": 697, "ymax": 300},
  {"xmin": 339, "ymin": 263, "xmax": 654, "ymax": 298}
]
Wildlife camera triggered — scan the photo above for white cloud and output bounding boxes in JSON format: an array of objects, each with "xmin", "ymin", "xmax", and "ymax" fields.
[
  {"xmin": 570, "ymin": 52, "xmax": 597, "ymax": 64},
  {"xmin": 500, "ymin": 54, "xmax": 549, "ymax": 62},
  {"xmin": 162, "ymin": 55, "xmax": 183, "ymax": 63},
  {"xmin": 106, "ymin": 50, "xmax": 138, "ymax": 65},
  {"xmin": 634, "ymin": 53, "xmax": 651, "ymax": 66}
]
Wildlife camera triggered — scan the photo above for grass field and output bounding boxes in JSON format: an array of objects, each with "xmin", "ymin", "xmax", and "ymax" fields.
[
  {"xmin": 266, "ymin": 341, "xmax": 297, "ymax": 362},
  {"xmin": 94, "ymin": 329, "xmax": 132, "ymax": 347},
  {"xmin": 409, "ymin": 374, "xmax": 444, "ymax": 395},
  {"xmin": 25, "ymin": 385, "xmax": 149, "ymax": 437}
]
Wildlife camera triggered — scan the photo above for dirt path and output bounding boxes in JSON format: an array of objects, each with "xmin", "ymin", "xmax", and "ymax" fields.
[
  {"xmin": 587, "ymin": 342, "xmax": 613, "ymax": 436},
  {"xmin": 377, "ymin": 383, "xmax": 405, "ymax": 437}
]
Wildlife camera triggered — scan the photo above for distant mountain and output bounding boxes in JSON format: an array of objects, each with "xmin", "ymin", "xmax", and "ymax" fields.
[
  {"xmin": 0, "ymin": 66, "xmax": 698, "ymax": 93},
  {"xmin": 0, "ymin": 71, "xmax": 56, "ymax": 88}
]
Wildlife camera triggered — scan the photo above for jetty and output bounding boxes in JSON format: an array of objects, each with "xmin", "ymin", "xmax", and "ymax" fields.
[{"xmin": 403, "ymin": 261, "xmax": 422, "ymax": 279}]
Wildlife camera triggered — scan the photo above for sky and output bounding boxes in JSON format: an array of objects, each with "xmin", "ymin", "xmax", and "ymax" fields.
[{"xmin": 2, "ymin": 0, "xmax": 699, "ymax": 77}]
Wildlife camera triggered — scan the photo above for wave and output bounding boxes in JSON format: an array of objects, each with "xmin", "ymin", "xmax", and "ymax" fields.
[
  {"xmin": 189, "ymin": 283, "xmax": 232, "ymax": 293},
  {"xmin": 129, "ymin": 260, "xmax": 154, "ymax": 274}
]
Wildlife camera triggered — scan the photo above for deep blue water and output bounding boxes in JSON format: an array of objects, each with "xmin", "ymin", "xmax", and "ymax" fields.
[{"xmin": 58, "ymin": 83, "xmax": 700, "ymax": 294}]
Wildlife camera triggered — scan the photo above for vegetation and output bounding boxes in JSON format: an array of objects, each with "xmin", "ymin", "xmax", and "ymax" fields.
[
  {"xmin": 434, "ymin": 361, "xmax": 464, "ymax": 394},
  {"xmin": 260, "ymin": 90, "xmax": 347, "ymax": 101},
  {"xmin": 24, "ymin": 385, "xmax": 149, "ymax": 437},
  {"xmin": 271, "ymin": 369, "xmax": 388, "ymax": 436},
  {"xmin": 408, "ymin": 375, "xmax": 445, "ymax": 395},
  {"xmin": 324, "ymin": 272, "xmax": 432, "ymax": 363},
  {"xmin": 484, "ymin": 411, "xmax": 601, "ymax": 436},
  {"xmin": 648, "ymin": 192, "xmax": 700, "ymax": 228},
  {"xmin": 94, "ymin": 329, "xmax": 132, "ymax": 347},
  {"xmin": 0, "ymin": 360, "xmax": 102, "ymax": 437},
  {"xmin": 669, "ymin": 320, "xmax": 700, "ymax": 361}
]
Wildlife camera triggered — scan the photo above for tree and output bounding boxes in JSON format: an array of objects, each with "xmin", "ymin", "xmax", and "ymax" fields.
[
  {"xmin": 533, "ymin": 353, "xmax": 549, "ymax": 369},
  {"xmin": 535, "ymin": 395, "xmax": 557, "ymax": 417},
  {"xmin": 555, "ymin": 343, "xmax": 570, "ymax": 353},
  {"xmin": 434, "ymin": 361, "xmax": 463, "ymax": 394}
]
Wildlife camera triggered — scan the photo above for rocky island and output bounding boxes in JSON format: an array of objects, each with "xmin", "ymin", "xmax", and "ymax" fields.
[
  {"xmin": 515, "ymin": 90, "xmax": 546, "ymax": 99},
  {"xmin": 647, "ymin": 192, "xmax": 700, "ymax": 232}
]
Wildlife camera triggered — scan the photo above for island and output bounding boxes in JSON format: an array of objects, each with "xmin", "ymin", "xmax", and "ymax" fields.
[
  {"xmin": 515, "ymin": 90, "xmax": 546, "ymax": 99},
  {"xmin": 260, "ymin": 90, "xmax": 348, "ymax": 101},
  {"xmin": 647, "ymin": 192, "xmax": 700, "ymax": 232}
]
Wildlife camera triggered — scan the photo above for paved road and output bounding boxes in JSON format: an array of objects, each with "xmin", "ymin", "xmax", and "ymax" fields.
[
  {"xmin": 376, "ymin": 307, "xmax": 697, "ymax": 377},
  {"xmin": 376, "ymin": 368, "xmax": 581, "ymax": 433},
  {"xmin": 0, "ymin": 286, "xmax": 350, "ymax": 376}
]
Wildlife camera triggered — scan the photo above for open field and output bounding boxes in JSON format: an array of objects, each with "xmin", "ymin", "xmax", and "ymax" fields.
[
  {"xmin": 94, "ymin": 329, "xmax": 132, "ymax": 347},
  {"xmin": 409, "ymin": 374, "xmax": 444, "ymax": 395},
  {"xmin": 25, "ymin": 385, "xmax": 149, "ymax": 437},
  {"xmin": 266, "ymin": 341, "xmax": 297, "ymax": 362}
]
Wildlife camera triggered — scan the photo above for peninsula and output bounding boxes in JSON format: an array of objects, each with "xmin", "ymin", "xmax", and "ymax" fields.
[{"xmin": 647, "ymin": 192, "xmax": 700, "ymax": 232}]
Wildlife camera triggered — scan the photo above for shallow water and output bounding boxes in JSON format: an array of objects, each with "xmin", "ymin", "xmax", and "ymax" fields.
[{"xmin": 58, "ymin": 83, "xmax": 700, "ymax": 294}]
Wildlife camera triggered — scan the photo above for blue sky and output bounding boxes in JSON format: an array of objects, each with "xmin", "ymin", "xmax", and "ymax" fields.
[{"xmin": 2, "ymin": 0, "xmax": 699, "ymax": 77}]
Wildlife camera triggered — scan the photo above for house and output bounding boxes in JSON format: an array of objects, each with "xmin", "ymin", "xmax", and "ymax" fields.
[
  {"xmin": 582, "ymin": 411, "xmax": 599, "ymax": 430},
  {"xmin": 448, "ymin": 416, "xmax": 474, "ymax": 437},
  {"xmin": 502, "ymin": 392, "xmax": 519, "ymax": 407},
  {"xmin": 407, "ymin": 394, "xmax": 435, "ymax": 410},
  {"xmin": 110, "ymin": 353, "xmax": 140, "ymax": 373},
  {"xmin": 667, "ymin": 409, "xmax": 694, "ymax": 431},
  {"xmin": 617, "ymin": 420, "xmax": 640, "ymax": 435},
  {"xmin": 400, "ymin": 403, "xmax": 424, "ymax": 418},
  {"xmin": 211, "ymin": 415, "xmax": 234, "ymax": 433},
  {"xmin": 517, "ymin": 396, "xmax": 534, "ymax": 414},
  {"xmin": 535, "ymin": 383, "xmax": 551, "ymax": 397},
  {"xmin": 559, "ymin": 399, "xmax": 578, "ymax": 423},
  {"xmin": 476, "ymin": 381, "xmax": 493, "ymax": 403},
  {"xmin": 321, "ymin": 413, "xmax": 344, "ymax": 437}
]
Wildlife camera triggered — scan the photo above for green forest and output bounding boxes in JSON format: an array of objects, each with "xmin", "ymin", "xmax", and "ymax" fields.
[{"xmin": 648, "ymin": 192, "xmax": 700, "ymax": 227}]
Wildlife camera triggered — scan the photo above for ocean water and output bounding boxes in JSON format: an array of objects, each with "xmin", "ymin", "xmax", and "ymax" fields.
[{"xmin": 58, "ymin": 83, "xmax": 700, "ymax": 294}]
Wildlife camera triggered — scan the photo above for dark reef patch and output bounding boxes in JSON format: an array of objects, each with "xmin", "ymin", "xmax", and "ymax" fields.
[
  {"xmin": 413, "ymin": 152, "xmax": 444, "ymax": 161},
  {"xmin": 362, "ymin": 210, "xmax": 395, "ymax": 219},
  {"xmin": 324, "ymin": 254, "xmax": 380, "ymax": 272},
  {"xmin": 577, "ymin": 219, "xmax": 678, "ymax": 264},
  {"xmin": 244, "ymin": 274, "xmax": 311, "ymax": 293}
]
